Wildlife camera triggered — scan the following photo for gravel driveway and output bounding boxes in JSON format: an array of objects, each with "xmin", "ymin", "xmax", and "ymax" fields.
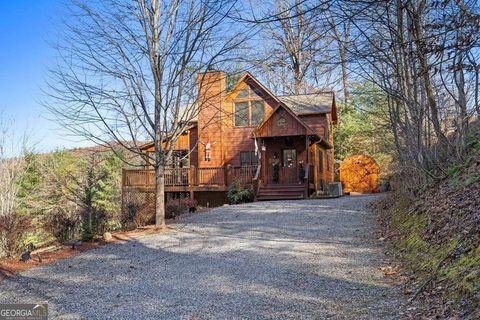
[{"xmin": 1, "ymin": 195, "xmax": 404, "ymax": 319}]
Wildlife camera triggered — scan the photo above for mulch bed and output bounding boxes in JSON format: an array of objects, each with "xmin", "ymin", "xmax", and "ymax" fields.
[
  {"xmin": 0, "ymin": 225, "xmax": 170, "ymax": 281},
  {"xmin": 0, "ymin": 207, "xmax": 212, "ymax": 281}
]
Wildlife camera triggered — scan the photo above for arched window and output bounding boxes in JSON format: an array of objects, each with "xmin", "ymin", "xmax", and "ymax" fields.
[{"xmin": 233, "ymin": 86, "xmax": 265, "ymax": 127}]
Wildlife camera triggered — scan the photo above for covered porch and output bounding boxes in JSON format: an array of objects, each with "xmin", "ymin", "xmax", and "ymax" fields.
[{"xmin": 252, "ymin": 103, "xmax": 328, "ymax": 200}]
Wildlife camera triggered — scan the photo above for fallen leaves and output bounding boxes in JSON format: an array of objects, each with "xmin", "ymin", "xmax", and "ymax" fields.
[{"xmin": 379, "ymin": 265, "xmax": 400, "ymax": 276}]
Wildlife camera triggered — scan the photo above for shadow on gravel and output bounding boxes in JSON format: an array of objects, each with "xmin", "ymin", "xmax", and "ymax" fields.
[
  {"xmin": 8, "ymin": 240, "xmax": 392, "ymax": 319},
  {"xmin": 1, "ymin": 196, "xmax": 400, "ymax": 319}
]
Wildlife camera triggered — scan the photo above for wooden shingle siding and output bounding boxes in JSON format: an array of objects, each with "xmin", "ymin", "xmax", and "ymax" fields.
[
  {"xmin": 300, "ymin": 114, "xmax": 327, "ymax": 140},
  {"xmin": 197, "ymin": 71, "xmax": 225, "ymax": 168},
  {"xmin": 257, "ymin": 107, "xmax": 307, "ymax": 138}
]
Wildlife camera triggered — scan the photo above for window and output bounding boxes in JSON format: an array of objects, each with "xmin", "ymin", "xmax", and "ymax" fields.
[
  {"xmin": 233, "ymin": 85, "xmax": 265, "ymax": 127},
  {"xmin": 234, "ymin": 102, "xmax": 249, "ymax": 126},
  {"xmin": 326, "ymin": 150, "xmax": 330, "ymax": 170},
  {"xmin": 251, "ymin": 101, "xmax": 264, "ymax": 125},
  {"xmin": 237, "ymin": 88, "xmax": 248, "ymax": 98},
  {"xmin": 240, "ymin": 151, "xmax": 259, "ymax": 166},
  {"xmin": 282, "ymin": 149, "xmax": 296, "ymax": 167},
  {"xmin": 317, "ymin": 148, "xmax": 323, "ymax": 173}
]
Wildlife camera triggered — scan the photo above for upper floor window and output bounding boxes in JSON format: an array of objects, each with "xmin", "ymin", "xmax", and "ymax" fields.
[
  {"xmin": 233, "ymin": 86, "xmax": 265, "ymax": 127},
  {"xmin": 234, "ymin": 102, "xmax": 249, "ymax": 126}
]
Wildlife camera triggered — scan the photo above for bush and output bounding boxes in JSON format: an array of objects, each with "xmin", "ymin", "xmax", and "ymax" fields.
[
  {"xmin": 0, "ymin": 214, "xmax": 30, "ymax": 258},
  {"xmin": 165, "ymin": 198, "xmax": 197, "ymax": 219},
  {"xmin": 43, "ymin": 209, "xmax": 81, "ymax": 243},
  {"xmin": 121, "ymin": 197, "xmax": 156, "ymax": 229},
  {"xmin": 227, "ymin": 182, "xmax": 254, "ymax": 204}
]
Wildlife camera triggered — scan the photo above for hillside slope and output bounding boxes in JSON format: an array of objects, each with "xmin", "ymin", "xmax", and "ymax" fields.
[{"xmin": 375, "ymin": 146, "xmax": 480, "ymax": 318}]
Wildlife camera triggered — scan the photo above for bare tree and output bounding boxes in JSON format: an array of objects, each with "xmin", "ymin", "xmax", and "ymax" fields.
[
  {"xmin": 345, "ymin": 0, "xmax": 480, "ymax": 181},
  {"xmin": 45, "ymin": 0, "xmax": 245, "ymax": 228},
  {"xmin": 251, "ymin": 0, "xmax": 335, "ymax": 94},
  {"xmin": 326, "ymin": 0, "xmax": 351, "ymax": 105},
  {"xmin": 0, "ymin": 117, "xmax": 30, "ymax": 257}
]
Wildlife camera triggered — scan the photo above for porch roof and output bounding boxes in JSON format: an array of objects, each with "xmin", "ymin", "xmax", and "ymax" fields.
[
  {"xmin": 252, "ymin": 104, "xmax": 332, "ymax": 149},
  {"xmin": 253, "ymin": 104, "xmax": 317, "ymax": 138},
  {"xmin": 278, "ymin": 92, "xmax": 334, "ymax": 114}
]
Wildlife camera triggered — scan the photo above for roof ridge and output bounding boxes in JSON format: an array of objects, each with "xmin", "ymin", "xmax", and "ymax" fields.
[{"xmin": 277, "ymin": 91, "xmax": 334, "ymax": 98}]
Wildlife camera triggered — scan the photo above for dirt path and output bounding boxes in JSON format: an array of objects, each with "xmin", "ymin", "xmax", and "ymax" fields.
[{"xmin": 0, "ymin": 195, "xmax": 404, "ymax": 319}]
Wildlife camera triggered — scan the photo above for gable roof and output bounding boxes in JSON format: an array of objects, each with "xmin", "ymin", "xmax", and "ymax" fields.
[
  {"xmin": 278, "ymin": 92, "xmax": 333, "ymax": 114},
  {"xmin": 252, "ymin": 103, "xmax": 332, "ymax": 148},
  {"xmin": 139, "ymin": 123, "xmax": 197, "ymax": 151},
  {"xmin": 253, "ymin": 103, "xmax": 317, "ymax": 137},
  {"xmin": 278, "ymin": 92, "xmax": 337, "ymax": 122},
  {"xmin": 226, "ymin": 72, "xmax": 284, "ymax": 105},
  {"xmin": 227, "ymin": 73, "xmax": 337, "ymax": 121}
]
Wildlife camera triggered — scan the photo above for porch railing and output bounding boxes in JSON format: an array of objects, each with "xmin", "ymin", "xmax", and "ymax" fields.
[
  {"xmin": 164, "ymin": 168, "xmax": 190, "ymax": 186},
  {"xmin": 197, "ymin": 167, "xmax": 225, "ymax": 185},
  {"xmin": 226, "ymin": 165, "xmax": 257, "ymax": 185},
  {"xmin": 123, "ymin": 169, "xmax": 155, "ymax": 187},
  {"xmin": 123, "ymin": 165, "xmax": 257, "ymax": 188}
]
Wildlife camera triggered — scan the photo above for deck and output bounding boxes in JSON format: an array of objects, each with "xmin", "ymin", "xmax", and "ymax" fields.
[{"xmin": 122, "ymin": 165, "xmax": 259, "ymax": 193}]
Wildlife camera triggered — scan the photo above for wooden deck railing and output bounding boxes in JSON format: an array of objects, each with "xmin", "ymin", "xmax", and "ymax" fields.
[
  {"xmin": 123, "ymin": 165, "xmax": 257, "ymax": 188},
  {"xmin": 123, "ymin": 169, "xmax": 155, "ymax": 187},
  {"xmin": 164, "ymin": 168, "xmax": 190, "ymax": 186},
  {"xmin": 227, "ymin": 165, "xmax": 257, "ymax": 185},
  {"xmin": 197, "ymin": 167, "xmax": 225, "ymax": 185}
]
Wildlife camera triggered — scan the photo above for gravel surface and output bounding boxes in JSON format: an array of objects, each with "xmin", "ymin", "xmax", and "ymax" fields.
[{"xmin": 1, "ymin": 195, "xmax": 404, "ymax": 319}]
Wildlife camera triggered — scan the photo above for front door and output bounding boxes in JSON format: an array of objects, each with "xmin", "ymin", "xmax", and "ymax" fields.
[{"xmin": 282, "ymin": 149, "xmax": 297, "ymax": 184}]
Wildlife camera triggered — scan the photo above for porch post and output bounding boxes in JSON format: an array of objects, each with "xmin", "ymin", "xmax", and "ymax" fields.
[
  {"xmin": 262, "ymin": 139, "xmax": 267, "ymax": 185},
  {"xmin": 305, "ymin": 135, "xmax": 309, "ymax": 164},
  {"xmin": 305, "ymin": 135, "xmax": 310, "ymax": 198}
]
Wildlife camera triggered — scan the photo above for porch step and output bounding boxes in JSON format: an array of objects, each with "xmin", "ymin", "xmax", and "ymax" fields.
[
  {"xmin": 261, "ymin": 184, "xmax": 305, "ymax": 190},
  {"xmin": 256, "ymin": 184, "xmax": 306, "ymax": 201}
]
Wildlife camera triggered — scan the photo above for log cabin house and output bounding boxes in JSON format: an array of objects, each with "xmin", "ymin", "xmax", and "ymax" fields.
[{"xmin": 122, "ymin": 71, "xmax": 337, "ymax": 209}]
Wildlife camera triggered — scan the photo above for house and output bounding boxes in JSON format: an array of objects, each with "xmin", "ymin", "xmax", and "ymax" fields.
[{"xmin": 122, "ymin": 71, "xmax": 337, "ymax": 212}]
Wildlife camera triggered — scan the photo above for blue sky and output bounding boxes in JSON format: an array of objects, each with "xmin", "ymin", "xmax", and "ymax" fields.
[{"xmin": 0, "ymin": 1, "xmax": 90, "ymax": 152}]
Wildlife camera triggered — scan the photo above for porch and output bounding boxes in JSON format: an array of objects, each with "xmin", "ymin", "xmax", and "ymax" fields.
[{"xmin": 122, "ymin": 165, "xmax": 260, "ymax": 192}]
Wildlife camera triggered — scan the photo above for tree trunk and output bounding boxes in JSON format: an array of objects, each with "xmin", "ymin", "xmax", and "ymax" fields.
[
  {"xmin": 155, "ymin": 165, "xmax": 165, "ymax": 228},
  {"xmin": 454, "ymin": 54, "xmax": 468, "ymax": 156},
  {"xmin": 293, "ymin": 62, "xmax": 302, "ymax": 95},
  {"xmin": 410, "ymin": 4, "xmax": 449, "ymax": 147},
  {"xmin": 475, "ymin": 65, "xmax": 480, "ymax": 117},
  {"xmin": 339, "ymin": 43, "xmax": 349, "ymax": 105}
]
